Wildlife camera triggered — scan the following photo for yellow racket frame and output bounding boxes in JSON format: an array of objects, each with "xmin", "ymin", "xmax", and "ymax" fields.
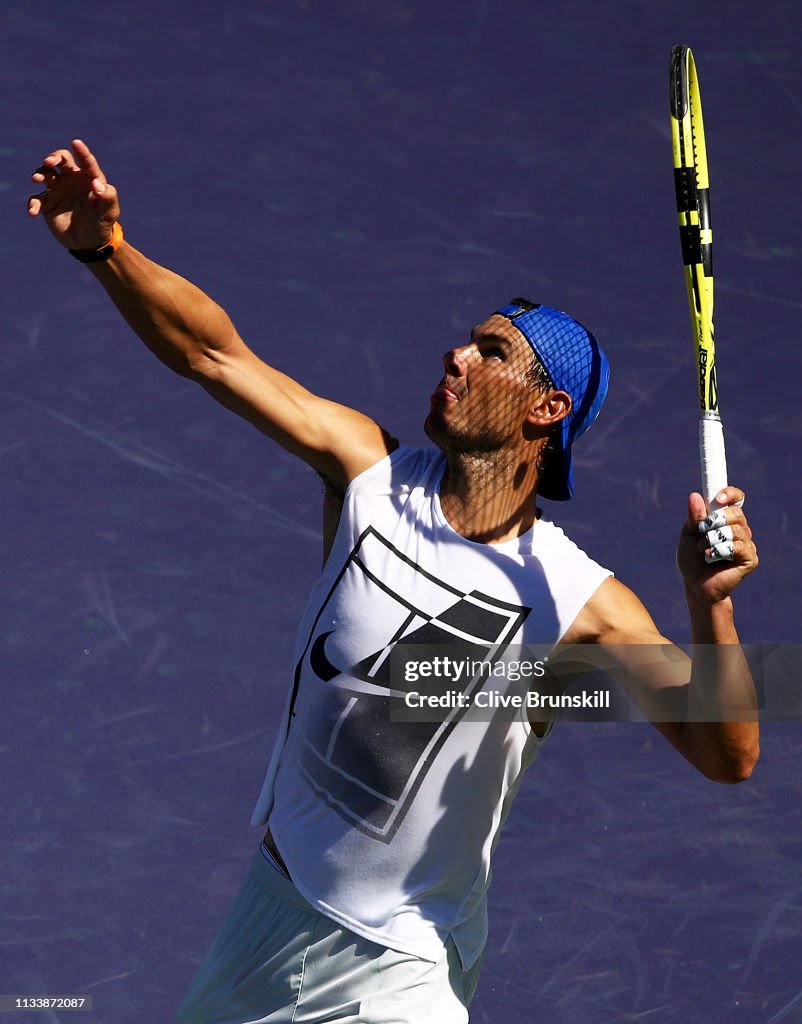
[{"xmin": 670, "ymin": 44, "xmax": 728, "ymax": 508}]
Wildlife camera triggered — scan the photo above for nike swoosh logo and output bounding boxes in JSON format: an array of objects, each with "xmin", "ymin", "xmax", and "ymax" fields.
[{"xmin": 309, "ymin": 630, "xmax": 340, "ymax": 682}]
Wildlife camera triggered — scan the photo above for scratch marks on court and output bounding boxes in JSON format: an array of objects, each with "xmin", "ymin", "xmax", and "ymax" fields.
[
  {"xmin": 72, "ymin": 706, "xmax": 159, "ymax": 734},
  {"xmin": 577, "ymin": 360, "xmax": 686, "ymax": 460},
  {"xmin": 127, "ymin": 727, "xmax": 266, "ymax": 766},
  {"xmin": 735, "ymin": 889, "xmax": 801, "ymax": 998},
  {"xmin": 83, "ymin": 969, "xmax": 138, "ymax": 991},
  {"xmin": 717, "ymin": 281, "xmax": 802, "ymax": 311},
  {"xmin": 7, "ymin": 393, "xmax": 319, "ymax": 541},
  {"xmin": 0, "ymin": 439, "xmax": 29, "ymax": 460},
  {"xmin": 500, "ymin": 918, "xmax": 517, "ymax": 954},
  {"xmin": 763, "ymin": 989, "xmax": 802, "ymax": 1024},
  {"xmin": 82, "ymin": 566, "xmax": 130, "ymax": 646},
  {"xmin": 764, "ymin": 68, "xmax": 802, "ymax": 119},
  {"xmin": 536, "ymin": 918, "xmax": 632, "ymax": 1001}
]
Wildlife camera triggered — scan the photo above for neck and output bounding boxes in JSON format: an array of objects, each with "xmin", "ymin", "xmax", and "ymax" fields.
[{"xmin": 438, "ymin": 444, "xmax": 544, "ymax": 544}]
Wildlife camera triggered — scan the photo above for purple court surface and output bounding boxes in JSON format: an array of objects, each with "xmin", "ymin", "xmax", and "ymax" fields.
[{"xmin": 3, "ymin": 2, "xmax": 802, "ymax": 1021}]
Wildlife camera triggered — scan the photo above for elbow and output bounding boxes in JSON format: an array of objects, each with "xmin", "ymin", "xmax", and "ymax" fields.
[
  {"xmin": 706, "ymin": 742, "xmax": 760, "ymax": 785},
  {"xmin": 681, "ymin": 721, "xmax": 760, "ymax": 785},
  {"xmin": 185, "ymin": 329, "xmax": 243, "ymax": 384},
  {"xmin": 185, "ymin": 348, "xmax": 222, "ymax": 382}
]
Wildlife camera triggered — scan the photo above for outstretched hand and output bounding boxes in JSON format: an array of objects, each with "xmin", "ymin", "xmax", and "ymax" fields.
[
  {"xmin": 28, "ymin": 139, "xmax": 120, "ymax": 250},
  {"xmin": 677, "ymin": 486, "xmax": 758, "ymax": 604}
]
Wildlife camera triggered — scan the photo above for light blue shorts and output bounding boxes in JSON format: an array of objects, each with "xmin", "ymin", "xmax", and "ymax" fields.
[{"xmin": 174, "ymin": 847, "xmax": 482, "ymax": 1023}]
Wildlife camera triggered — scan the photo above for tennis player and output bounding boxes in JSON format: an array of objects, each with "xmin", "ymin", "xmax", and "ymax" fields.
[{"xmin": 29, "ymin": 141, "xmax": 759, "ymax": 1024}]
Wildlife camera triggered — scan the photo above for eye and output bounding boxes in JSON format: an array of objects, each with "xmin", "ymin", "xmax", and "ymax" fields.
[{"xmin": 482, "ymin": 345, "xmax": 505, "ymax": 360}]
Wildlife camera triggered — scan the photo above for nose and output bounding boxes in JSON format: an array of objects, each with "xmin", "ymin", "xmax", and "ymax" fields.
[{"xmin": 442, "ymin": 344, "xmax": 471, "ymax": 376}]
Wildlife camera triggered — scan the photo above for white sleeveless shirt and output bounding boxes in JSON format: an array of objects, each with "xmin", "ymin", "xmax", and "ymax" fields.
[{"xmin": 251, "ymin": 446, "xmax": 611, "ymax": 967}]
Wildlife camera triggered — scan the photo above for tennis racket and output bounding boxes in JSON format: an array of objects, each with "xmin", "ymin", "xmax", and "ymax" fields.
[{"xmin": 670, "ymin": 44, "xmax": 727, "ymax": 511}]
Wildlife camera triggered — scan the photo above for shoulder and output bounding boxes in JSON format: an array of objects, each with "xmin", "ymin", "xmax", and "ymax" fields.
[
  {"xmin": 531, "ymin": 515, "xmax": 613, "ymax": 589},
  {"xmin": 345, "ymin": 444, "xmax": 443, "ymax": 498},
  {"xmin": 561, "ymin": 576, "xmax": 667, "ymax": 645},
  {"xmin": 534, "ymin": 516, "xmax": 602, "ymax": 561}
]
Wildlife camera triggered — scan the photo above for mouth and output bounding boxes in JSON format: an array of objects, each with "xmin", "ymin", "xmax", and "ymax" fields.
[{"xmin": 430, "ymin": 379, "xmax": 461, "ymax": 403}]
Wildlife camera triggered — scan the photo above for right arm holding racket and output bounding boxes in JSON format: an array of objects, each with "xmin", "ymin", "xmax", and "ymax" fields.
[
  {"xmin": 553, "ymin": 492, "xmax": 759, "ymax": 785},
  {"xmin": 26, "ymin": 140, "xmax": 395, "ymax": 493},
  {"xmin": 553, "ymin": 46, "xmax": 760, "ymax": 781}
]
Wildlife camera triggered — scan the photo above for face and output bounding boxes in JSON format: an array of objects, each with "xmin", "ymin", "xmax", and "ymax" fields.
[{"xmin": 424, "ymin": 315, "xmax": 543, "ymax": 454}]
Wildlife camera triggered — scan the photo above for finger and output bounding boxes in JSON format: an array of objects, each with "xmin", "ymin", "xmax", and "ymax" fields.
[
  {"xmin": 698, "ymin": 507, "xmax": 729, "ymax": 532},
  {"xmin": 703, "ymin": 536, "xmax": 757, "ymax": 565},
  {"xmin": 72, "ymin": 139, "xmax": 106, "ymax": 184},
  {"xmin": 706, "ymin": 525, "xmax": 735, "ymax": 547},
  {"xmin": 685, "ymin": 492, "xmax": 708, "ymax": 533},
  {"xmin": 712, "ymin": 486, "xmax": 745, "ymax": 509},
  {"xmin": 700, "ymin": 532, "xmax": 741, "ymax": 557},
  {"xmin": 32, "ymin": 166, "xmax": 59, "ymax": 184},
  {"xmin": 703, "ymin": 532, "xmax": 741, "ymax": 563},
  {"xmin": 27, "ymin": 191, "xmax": 47, "ymax": 216},
  {"xmin": 89, "ymin": 178, "xmax": 120, "ymax": 217},
  {"xmin": 698, "ymin": 524, "xmax": 751, "ymax": 550},
  {"xmin": 698, "ymin": 529, "xmax": 734, "ymax": 561},
  {"xmin": 697, "ymin": 506, "xmax": 749, "ymax": 534},
  {"xmin": 39, "ymin": 148, "xmax": 80, "ymax": 173},
  {"xmin": 27, "ymin": 175, "xmax": 70, "ymax": 215},
  {"xmin": 705, "ymin": 540, "xmax": 735, "ymax": 564}
]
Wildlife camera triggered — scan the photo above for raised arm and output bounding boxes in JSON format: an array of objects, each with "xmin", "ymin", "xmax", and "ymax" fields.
[
  {"xmin": 28, "ymin": 140, "xmax": 396, "ymax": 491},
  {"xmin": 557, "ymin": 486, "xmax": 760, "ymax": 783}
]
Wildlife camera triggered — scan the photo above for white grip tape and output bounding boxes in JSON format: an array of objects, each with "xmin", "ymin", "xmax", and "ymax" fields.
[
  {"xmin": 699, "ymin": 508, "xmax": 729, "ymax": 531},
  {"xmin": 705, "ymin": 542, "xmax": 735, "ymax": 564},
  {"xmin": 707, "ymin": 525, "xmax": 734, "ymax": 545},
  {"xmin": 699, "ymin": 414, "xmax": 728, "ymax": 510}
]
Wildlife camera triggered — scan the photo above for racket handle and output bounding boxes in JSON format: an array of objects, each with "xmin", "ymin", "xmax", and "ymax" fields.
[{"xmin": 699, "ymin": 412, "xmax": 728, "ymax": 510}]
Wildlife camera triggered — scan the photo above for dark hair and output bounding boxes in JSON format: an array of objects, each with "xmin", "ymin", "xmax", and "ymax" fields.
[
  {"xmin": 509, "ymin": 297, "xmax": 554, "ymax": 394},
  {"xmin": 524, "ymin": 359, "xmax": 555, "ymax": 394}
]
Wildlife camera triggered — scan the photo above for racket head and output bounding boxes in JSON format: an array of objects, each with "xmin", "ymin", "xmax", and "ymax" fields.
[{"xmin": 670, "ymin": 44, "xmax": 718, "ymax": 414}]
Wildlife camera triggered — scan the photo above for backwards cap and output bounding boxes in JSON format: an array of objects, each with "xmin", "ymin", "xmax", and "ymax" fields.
[{"xmin": 495, "ymin": 299, "xmax": 609, "ymax": 501}]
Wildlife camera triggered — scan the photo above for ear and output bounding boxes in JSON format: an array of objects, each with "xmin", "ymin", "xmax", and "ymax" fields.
[{"xmin": 524, "ymin": 390, "xmax": 572, "ymax": 433}]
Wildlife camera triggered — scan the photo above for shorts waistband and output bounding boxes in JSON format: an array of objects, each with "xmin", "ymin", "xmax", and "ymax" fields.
[{"xmin": 248, "ymin": 844, "xmax": 320, "ymax": 915}]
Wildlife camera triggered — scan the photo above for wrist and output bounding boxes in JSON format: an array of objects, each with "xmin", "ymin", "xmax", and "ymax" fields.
[
  {"xmin": 684, "ymin": 584, "xmax": 732, "ymax": 607},
  {"xmin": 69, "ymin": 221, "xmax": 124, "ymax": 263},
  {"xmin": 685, "ymin": 589, "xmax": 737, "ymax": 643}
]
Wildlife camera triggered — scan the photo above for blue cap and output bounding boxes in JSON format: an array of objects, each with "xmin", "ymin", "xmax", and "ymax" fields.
[{"xmin": 495, "ymin": 300, "xmax": 610, "ymax": 501}]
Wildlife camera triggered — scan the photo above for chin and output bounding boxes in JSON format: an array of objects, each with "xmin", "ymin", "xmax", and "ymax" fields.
[
  {"xmin": 423, "ymin": 413, "xmax": 441, "ymax": 444},
  {"xmin": 425, "ymin": 419, "xmax": 494, "ymax": 456},
  {"xmin": 424, "ymin": 412, "xmax": 454, "ymax": 450}
]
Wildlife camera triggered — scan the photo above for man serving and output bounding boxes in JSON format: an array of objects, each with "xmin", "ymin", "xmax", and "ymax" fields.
[{"xmin": 29, "ymin": 140, "xmax": 759, "ymax": 1024}]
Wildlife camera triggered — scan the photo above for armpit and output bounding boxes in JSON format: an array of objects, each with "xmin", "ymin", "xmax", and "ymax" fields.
[{"xmin": 320, "ymin": 476, "xmax": 344, "ymax": 566}]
